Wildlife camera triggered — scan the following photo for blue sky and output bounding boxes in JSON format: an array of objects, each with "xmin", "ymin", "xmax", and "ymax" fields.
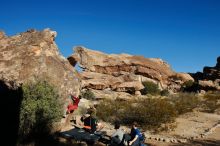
[{"xmin": 0, "ymin": 0, "xmax": 220, "ymax": 72}]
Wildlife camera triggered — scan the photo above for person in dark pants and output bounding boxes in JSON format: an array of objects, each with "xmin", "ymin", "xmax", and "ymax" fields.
[
  {"xmin": 109, "ymin": 121, "xmax": 124, "ymax": 146},
  {"xmin": 124, "ymin": 122, "xmax": 144, "ymax": 146},
  {"xmin": 80, "ymin": 114, "xmax": 97, "ymax": 133}
]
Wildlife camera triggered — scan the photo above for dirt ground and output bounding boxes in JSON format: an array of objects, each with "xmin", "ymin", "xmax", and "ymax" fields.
[
  {"xmin": 61, "ymin": 106, "xmax": 220, "ymax": 146},
  {"xmin": 145, "ymin": 111, "xmax": 220, "ymax": 146}
]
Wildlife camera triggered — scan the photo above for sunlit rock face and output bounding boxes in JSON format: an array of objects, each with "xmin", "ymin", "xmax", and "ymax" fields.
[
  {"xmin": 0, "ymin": 29, "xmax": 81, "ymax": 98},
  {"xmin": 68, "ymin": 46, "xmax": 194, "ymax": 94}
]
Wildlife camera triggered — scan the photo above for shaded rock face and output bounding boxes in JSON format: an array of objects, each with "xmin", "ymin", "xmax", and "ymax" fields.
[
  {"xmin": 0, "ymin": 29, "xmax": 81, "ymax": 99},
  {"xmin": 191, "ymin": 56, "xmax": 220, "ymax": 91},
  {"xmin": 0, "ymin": 80, "xmax": 23, "ymax": 146},
  {"xmin": 68, "ymin": 46, "xmax": 194, "ymax": 93}
]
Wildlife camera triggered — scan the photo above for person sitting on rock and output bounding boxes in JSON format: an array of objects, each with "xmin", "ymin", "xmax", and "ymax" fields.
[
  {"xmin": 109, "ymin": 121, "xmax": 124, "ymax": 146},
  {"xmin": 80, "ymin": 114, "xmax": 97, "ymax": 133},
  {"xmin": 124, "ymin": 122, "xmax": 145, "ymax": 146},
  {"xmin": 86, "ymin": 104, "xmax": 104, "ymax": 131}
]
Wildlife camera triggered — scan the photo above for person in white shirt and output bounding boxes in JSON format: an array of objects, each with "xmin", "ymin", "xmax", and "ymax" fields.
[{"xmin": 110, "ymin": 121, "xmax": 124, "ymax": 146}]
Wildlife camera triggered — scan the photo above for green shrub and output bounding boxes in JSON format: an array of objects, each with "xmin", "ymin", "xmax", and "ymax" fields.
[
  {"xmin": 181, "ymin": 80, "xmax": 199, "ymax": 92},
  {"xmin": 19, "ymin": 80, "xmax": 62, "ymax": 140},
  {"xmin": 160, "ymin": 89, "xmax": 169, "ymax": 96},
  {"xmin": 141, "ymin": 81, "xmax": 160, "ymax": 95},
  {"xmin": 96, "ymin": 98, "xmax": 177, "ymax": 131},
  {"xmin": 81, "ymin": 89, "xmax": 96, "ymax": 100}
]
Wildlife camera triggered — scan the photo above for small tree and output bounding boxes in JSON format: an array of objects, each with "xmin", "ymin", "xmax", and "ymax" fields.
[
  {"xmin": 181, "ymin": 80, "xmax": 199, "ymax": 92},
  {"xmin": 19, "ymin": 80, "xmax": 62, "ymax": 141},
  {"xmin": 160, "ymin": 89, "xmax": 169, "ymax": 96},
  {"xmin": 141, "ymin": 81, "xmax": 160, "ymax": 95},
  {"xmin": 81, "ymin": 89, "xmax": 96, "ymax": 100}
]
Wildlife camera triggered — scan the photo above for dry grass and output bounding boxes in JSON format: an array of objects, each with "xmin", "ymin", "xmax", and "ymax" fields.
[
  {"xmin": 202, "ymin": 91, "xmax": 220, "ymax": 113},
  {"xmin": 96, "ymin": 91, "xmax": 220, "ymax": 132},
  {"xmin": 96, "ymin": 98, "xmax": 177, "ymax": 131}
]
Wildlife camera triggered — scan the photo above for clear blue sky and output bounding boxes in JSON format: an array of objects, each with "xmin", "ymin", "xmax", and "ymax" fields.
[{"xmin": 1, "ymin": 0, "xmax": 220, "ymax": 73}]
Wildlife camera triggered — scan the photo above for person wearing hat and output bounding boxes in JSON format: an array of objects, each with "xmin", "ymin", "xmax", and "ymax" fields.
[
  {"xmin": 86, "ymin": 104, "xmax": 97, "ymax": 118},
  {"xmin": 80, "ymin": 113, "xmax": 97, "ymax": 133}
]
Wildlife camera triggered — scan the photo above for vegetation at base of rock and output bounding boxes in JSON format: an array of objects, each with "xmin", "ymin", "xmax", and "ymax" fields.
[
  {"xmin": 141, "ymin": 81, "xmax": 160, "ymax": 95},
  {"xmin": 80, "ymin": 89, "xmax": 96, "ymax": 100},
  {"xmin": 202, "ymin": 91, "xmax": 220, "ymax": 113},
  {"xmin": 181, "ymin": 80, "xmax": 199, "ymax": 92},
  {"xmin": 171, "ymin": 93, "xmax": 200, "ymax": 114},
  {"xmin": 160, "ymin": 89, "xmax": 170, "ymax": 96},
  {"xmin": 19, "ymin": 80, "xmax": 62, "ymax": 142},
  {"xmin": 96, "ymin": 92, "xmax": 214, "ymax": 132},
  {"xmin": 96, "ymin": 98, "xmax": 177, "ymax": 131}
]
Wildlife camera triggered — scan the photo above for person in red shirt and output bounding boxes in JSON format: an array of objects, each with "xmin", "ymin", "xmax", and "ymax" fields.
[{"xmin": 66, "ymin": 94, "xmax": 81, "ymax": 114}]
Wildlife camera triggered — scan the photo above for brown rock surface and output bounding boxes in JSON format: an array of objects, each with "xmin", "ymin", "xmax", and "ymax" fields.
[
  {"xmin": 0, "ymin": 28, "xmax": 81, "ymax": 98},
  {"xmin": 68, "ymin": 46, "xmax": 193, "ymax": 93},
  {"xmin": 192, "ymin": 56, "xmax": 220, "ymax": 91}
]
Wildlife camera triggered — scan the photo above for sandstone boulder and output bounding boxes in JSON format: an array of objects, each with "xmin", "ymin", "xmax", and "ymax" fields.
[
  {"xmin": 116, "ymin": 81, "xmax": 144, "ymax": 92},
  {"xmin": 68, "ymin": 46, "xmax": 193, "ymax": 93},
  {"xmin": 0, "ymin": 31, "xmax": 5, "ymax": 39},
  {"xmin": 199, "ymin": 80, "xmax": 216, "ymax": 88},
  {"xmin": 0, "ymin": 28, "xmax": 81, "ymax": 99},
  {"xmin": 191, "ymin": 56, "xmax": 220, "ymax": 91}
]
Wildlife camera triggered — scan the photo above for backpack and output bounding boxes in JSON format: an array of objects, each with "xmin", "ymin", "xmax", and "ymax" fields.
[
  {"xmin": 139, "ymin": 133, "xmax": 147, "ymax": 146},
  {"xmin": 139, "ymin": 132, "xmax": 146, "ymax": 142},
  {"xmin": 135, "ymin": 129, "xmax": 145, "ymax": 142}
]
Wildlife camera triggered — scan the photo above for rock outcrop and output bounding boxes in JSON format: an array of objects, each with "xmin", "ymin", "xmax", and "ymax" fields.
[
  {"xmin": 0, "ymin": 29, "xmax": 81, "ymax": 98},
  {"xmin": 68, "ymin": 46, "xmax": 194, "ymax": 94},
  {"xmin": 191, "ymin": 56, "xmax": 220, "ymax": 90}
]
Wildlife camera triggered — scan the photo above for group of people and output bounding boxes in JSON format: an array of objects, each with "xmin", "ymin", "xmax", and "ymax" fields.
[
  {"xmin": 63, "ymin": 92, "xmax": 146, "ymax": 146},
  {"xmin": 109, "ymin": 121, "xmax": 146, "ymax": 146}
]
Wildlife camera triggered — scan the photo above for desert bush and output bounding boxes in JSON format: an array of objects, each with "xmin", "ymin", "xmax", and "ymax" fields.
[
  {"xmin": 96, "ymin": 99, "xmax": 125, "ymax": 122},
  {"xmin": 141, "ymin": 81, "xmax": 160, "ymax": 95},
  {"xmin": 202, "ymin": 92, "xmax": 220, "ymax": 113},
  {"xmin": 181, "ymin": 80, "xmax": 199, "ymax": 92},
  {"xmin": 171, "ymin": 93, "xmax": 199, "ymax": 114},
  {"xmin": 96, "ymin": 98, "xmax": 177, "ymax": 130},
  {"xmin": 204, "ymin": 92, "xmax": 220, "ymax": 101},
  {"xmin": 160, "ymin": 89, "xmax": 169, "ymax": 96},
  {"xmin": 81, "ymin": 89, "xmax": 96, "ymax": 100},
  {"xmin": 121, "ymin": 98, "xmax": 177, "ymax": 129},
  {"xmin": 19, "ymin": 80, "xmax": 62, "ymax": 141}
]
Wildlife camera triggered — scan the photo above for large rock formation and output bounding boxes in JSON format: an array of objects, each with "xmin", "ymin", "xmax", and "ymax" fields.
[
  {"xmin": 68, "ymin": 46, "xmax": 194, "ymax": 94},
  {"xmin": 191, "ymin": 56, "xmax": 220, "ymax": 90},
  {"xmin": 0, "ymin": 29, "xmax": 81, "ymax": 98}
]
